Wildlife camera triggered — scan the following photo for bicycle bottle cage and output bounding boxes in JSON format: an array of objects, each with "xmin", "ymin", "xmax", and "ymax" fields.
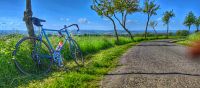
[{"xmin": 32, "ymin": 17, "xmax": 46, "ymax": 26}]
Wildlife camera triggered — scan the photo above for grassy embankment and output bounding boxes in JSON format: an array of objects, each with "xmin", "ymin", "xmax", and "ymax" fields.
[
  {"xmin": 177, "ymin": 32, "xmax": 200, "ymax": 46},
  {"xmin": 0, "ymin": 34, "xmax": 136, "ymax": 88},
  {"xmin": 0, "ymin": 34, "xmax": 177, "ymax": 88}
]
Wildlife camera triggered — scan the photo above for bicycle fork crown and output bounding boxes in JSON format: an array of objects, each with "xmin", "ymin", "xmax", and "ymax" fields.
[{"xmin": 53, "ymin": 51, "xmax": 63, "ymax": 67}]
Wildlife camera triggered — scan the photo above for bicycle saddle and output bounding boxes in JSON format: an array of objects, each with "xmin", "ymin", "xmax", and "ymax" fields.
[{"xmin": 32, "ymin": 17, "xmax": 46, "ymax": 26}]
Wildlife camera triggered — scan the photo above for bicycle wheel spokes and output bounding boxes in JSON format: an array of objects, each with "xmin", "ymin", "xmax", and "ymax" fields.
[
  {"xmin": 69, "ymin": 39, "xmax": 84, "ymax": 66},
  {"xmin": 13, "ymin": 37, "xmax": 52, "ymax": 75}
]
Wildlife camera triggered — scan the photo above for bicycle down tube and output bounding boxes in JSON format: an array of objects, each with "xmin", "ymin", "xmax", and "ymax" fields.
[{"xmin": 38, "ymin": 27, "xmax": 71, "ymax": 53}]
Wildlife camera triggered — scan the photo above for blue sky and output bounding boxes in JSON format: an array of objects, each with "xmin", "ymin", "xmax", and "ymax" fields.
[{"xmin": 0, "ymin": 0, "xmax": 199, "ymax": 32}]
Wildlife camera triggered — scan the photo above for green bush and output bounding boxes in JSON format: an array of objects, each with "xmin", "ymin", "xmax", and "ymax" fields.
[{"xmin": 176, "ymin": 30, "xmax": 189, "ymax": 36}]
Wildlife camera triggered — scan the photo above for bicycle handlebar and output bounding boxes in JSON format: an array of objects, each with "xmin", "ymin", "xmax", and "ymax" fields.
[
  {"xmin": 66, "ymin": 24, "xmax": 80, "ymax": 31},
  {"xmin": 60, "ymin": 24, "xmax": 80, "ymax": 31},
  {"xmin": 58, "ymin": 24, "xmax": 80, "ymax": 37}
]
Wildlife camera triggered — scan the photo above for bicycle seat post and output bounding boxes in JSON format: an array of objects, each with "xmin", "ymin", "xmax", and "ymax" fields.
[{"xmin": 37, "ymin": 26, "xmax": 42, "ymax": 37}]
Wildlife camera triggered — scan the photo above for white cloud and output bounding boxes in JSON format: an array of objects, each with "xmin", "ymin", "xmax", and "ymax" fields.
[
  {"xmin": 103, "ymin": 18, "xmax": 109, "ymax": 21},
  {"xmin": 127, "ymin": 20, "xmax": 134, "ymax": 24},
  {"xmin": 52, "ymin": 24, "xmax": 60, "ymax": 27},
  {"xmin": 78, "ymin": 18, "xmax": 89, "ymax": 24},
  {"xmin": 157, "ymin": 17, "xmax": 162, "ymax": 21},
  {"xmin": 127, "ymin": 19, "xmax": 138, "ymax": 24},
  {"xmin": 60, "ymin": 18, "xmax": 70, "ymax": 22}
]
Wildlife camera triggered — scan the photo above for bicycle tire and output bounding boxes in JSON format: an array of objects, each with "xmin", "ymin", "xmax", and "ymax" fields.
[
  {"xmin": 69, "ymin": 39, "xmax": 84, "ymax": 66},
  {"xmin": 12, "ymin": 37, "xmax": 53, "ymax": 75}
]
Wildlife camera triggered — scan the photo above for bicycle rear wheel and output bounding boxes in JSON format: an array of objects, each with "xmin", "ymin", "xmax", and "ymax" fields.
[
  {"xmin": 13, "ymin": 37, "xmax": 53, "ymax": 75},
  {"xmin": 69, "ymin": 39, "xmax": 84, "ymax": 66}
]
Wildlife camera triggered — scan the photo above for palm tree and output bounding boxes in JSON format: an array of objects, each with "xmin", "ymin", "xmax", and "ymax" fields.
[
  {"xmin": 194, "ymin": 16, "xmax": 200, "ymax": 32},
  {"xmin": 162, "ymin": 10, "xmax": 175, "ymax": 39},
  {"xmin": 150, "ymin": 21, "xmax": 158, "ymax": 39},
  {"xmin": 143, "ymin": 0, "xmax": 160, "ymax": 39},
  {"xmin": 183, "ymin": 11, "xmax": 195, "ymax": 33}
]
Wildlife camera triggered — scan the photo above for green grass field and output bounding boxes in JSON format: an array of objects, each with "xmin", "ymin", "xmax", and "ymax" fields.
[{"xmin": 0, "ymin": 34, "xmax": 179, "ymax": 87}]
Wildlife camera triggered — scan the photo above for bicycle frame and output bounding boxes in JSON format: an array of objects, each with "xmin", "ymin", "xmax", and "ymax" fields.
[
  {"xmin": 37, "ymin": 27, "xmax": 71, "ymax": 52},
  {"xmin": 12, "ymin": 17, "xmax": 83, "ymax": 75},
  {"xmin": 36, "ymin": 26, "xmax": 73, "ymax": 67},
  {"xmin": 30, "ymin": 17, "xmax": 80, "ymax": 67}
]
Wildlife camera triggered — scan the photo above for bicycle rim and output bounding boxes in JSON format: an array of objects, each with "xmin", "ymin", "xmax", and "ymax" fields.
[
  {"xmin": 69, "ymin": 39, "xmax": 84, "ymax": 66},
  {"xmin": 13, "ymin": 37, "xmax": 53, "ymax": 75}
]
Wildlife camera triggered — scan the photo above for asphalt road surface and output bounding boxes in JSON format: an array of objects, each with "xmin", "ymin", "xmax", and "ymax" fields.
[{"xmin": 101, "ymin": 40, "xmax": 200, "ymax": 88}]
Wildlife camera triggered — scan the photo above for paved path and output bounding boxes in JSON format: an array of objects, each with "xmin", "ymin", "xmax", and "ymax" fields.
[{"xmin": 101, "ymin": 40, "xmax": 200, "ymax": 88}]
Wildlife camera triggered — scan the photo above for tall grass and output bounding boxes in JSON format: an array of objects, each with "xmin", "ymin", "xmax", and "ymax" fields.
[
  {"xmin": 0, "ymin": 34, "xmax": 178, "ymax": 87},
  {"xmin": 47, "ymin": 36, "xmax": 133, "ymax": 55},
  {"xmin": 177, "ymin": 32, "xmax": 200, "ymax": 45},
  {"xmin": 0, "ymin": 34, "xmax": 133, "ymax": 87},
  {"xmin": 22, "ymin": 43, "xmax": 136, "ymax": 88},
  {"xmin": 187, "ymin": 32, "xmax": 200, "ymax": 41}
]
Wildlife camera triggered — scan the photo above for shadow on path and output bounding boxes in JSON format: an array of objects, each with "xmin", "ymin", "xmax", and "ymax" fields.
[
  {"xmin": 136, "ymin": 45, "xmax": 177, "ymax": 46},
  {"xmin": 106, "ymin": 72, "xmax": 200, "ymax": 77}
]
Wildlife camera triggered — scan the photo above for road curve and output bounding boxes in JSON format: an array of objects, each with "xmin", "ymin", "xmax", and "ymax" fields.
[{"xmin": 101, "ymin": 40, "xmax": 200, "ymax": 88}]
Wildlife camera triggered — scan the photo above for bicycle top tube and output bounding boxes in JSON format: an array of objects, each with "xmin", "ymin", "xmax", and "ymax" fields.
[
  {"xmin": 37, "ymin": 27, "xmax": 71, "ymax": 51},
  {"xmin": 42, "ymin": 28, "xmax": 67, "ymax": 32}
]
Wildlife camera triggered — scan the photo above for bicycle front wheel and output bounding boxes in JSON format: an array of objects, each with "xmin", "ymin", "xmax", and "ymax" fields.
[
  {"xmin": 13, "ymin": 37, "xmax": 53, "ymax": 75},
  {"xmin": 69, "ymin": 39, "xmax": 84, "ymax": 66}
]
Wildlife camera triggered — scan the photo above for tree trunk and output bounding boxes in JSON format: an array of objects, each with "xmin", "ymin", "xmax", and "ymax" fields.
[
  {"xmin": 145, "ymin": 16, "xmax": 150, "ymax": 39},
  {"xmin": 107, "ymin": 16, "xmax": 119, "ymax": 42},
  {"xmin": 153, "ymin": 27, "xmax": 158, "ymax": 39},
  {"xmin": 188, "ymin": 26, "xmax": 191, "ymax": 34},
  {"xmin": 123, "ymin": 13, "xmax": 133, "ymax": 40},
  {"xmin": 24, "ymin": 0, "xmax": 35, "ymax": 37},
  {"xmin": 196, "ymin": 26, "xmax": 199, "ymax": 32},
  {"xmin": 113, "ymin": 14, "xmax": 133, "ymax": 40},
  {"xmin": 122, "ymin": 25, "xmax": 134, "ymax": 40},
  {"xmin": 167, "ymin": 23, "xmax": 169, "ymax": 39}
]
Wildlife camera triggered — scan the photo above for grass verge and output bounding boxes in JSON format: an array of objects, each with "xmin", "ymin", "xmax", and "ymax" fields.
[
  {"xmin": 0, "ymin": 34, "xmax": 176, "ymax": 87},
  {"xmin": 177, "ymin": 32, "xmax": 200, "ymax": 46},
  {"xmin": 18, "ymin": 43, "xmax": 136, "ymax": 88},
  {"xmin": 0, "ymin": 35, "xmax": 134, "ymax": 88}
]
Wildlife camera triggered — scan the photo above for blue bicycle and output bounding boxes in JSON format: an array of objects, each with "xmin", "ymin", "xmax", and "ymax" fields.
[{"xmin": 12, "ymin": 17, "xmax": 84, "ymax": 75}]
